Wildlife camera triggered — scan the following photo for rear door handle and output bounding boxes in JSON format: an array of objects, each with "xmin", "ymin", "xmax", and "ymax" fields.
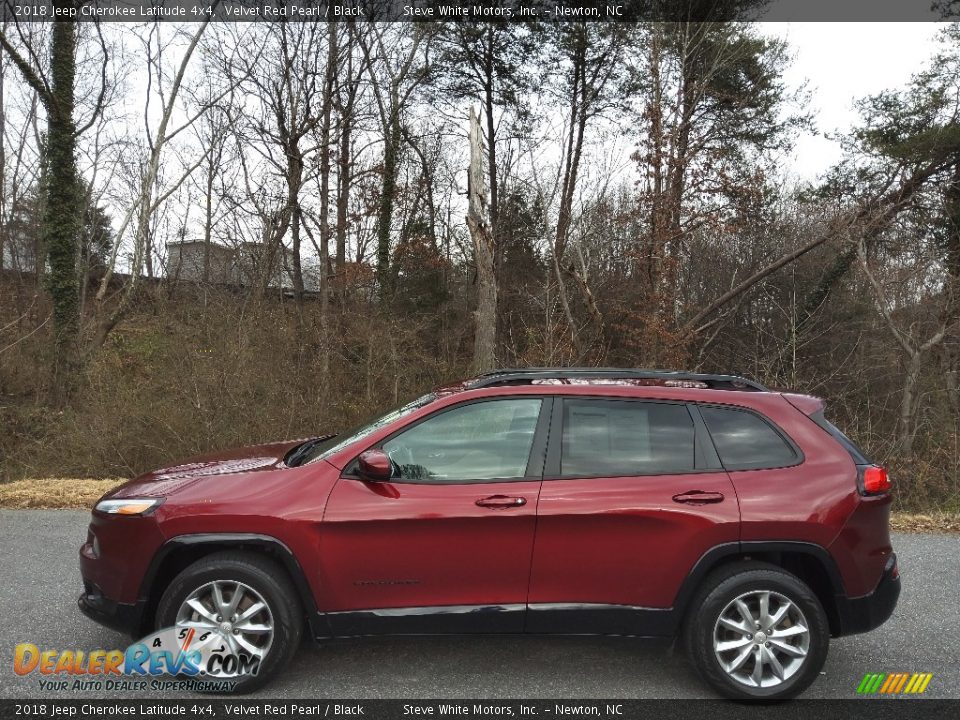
[
  {"xmin": 476, "ymin": 495, "xmax": 527, "ymax": 509},
  {"xmin": 672, "ymin": 490, "xmax": 725, "ymax": 505}
]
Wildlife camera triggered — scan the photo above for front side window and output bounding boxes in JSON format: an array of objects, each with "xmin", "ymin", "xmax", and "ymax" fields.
[
  {"xmin": 700, "ymin": 405, "xmax": 798, "ymax": 470},
  {"xmin": 560, "ymin": 399, "xmax": 696, "ymax": 477},
  {"xmin": 382, "ymin": 399, "xmax": 542, "ymax": 483}
]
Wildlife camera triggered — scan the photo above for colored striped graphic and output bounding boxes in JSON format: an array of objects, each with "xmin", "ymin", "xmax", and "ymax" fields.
[
  {"xmin": 857, "ymin": 673, "xmax": 933, "ymax": 695},
  {"xmin": 180, "ymin": 627, "xmax": 196, "ymax": 652}
]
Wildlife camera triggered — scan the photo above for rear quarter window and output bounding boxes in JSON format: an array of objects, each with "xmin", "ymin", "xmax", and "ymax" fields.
[
  {"xmin": 809, "ymin": 410, "xmax": 872, "ymax": 464},
  {"xmin": 700, "ymin": 405, "xmax": 799, "ymax": 471}
]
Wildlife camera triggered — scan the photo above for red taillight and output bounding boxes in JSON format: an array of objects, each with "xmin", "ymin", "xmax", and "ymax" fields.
[{"xmin": 862, "ymin": 465, "xmax": 891, "ymax": 495}]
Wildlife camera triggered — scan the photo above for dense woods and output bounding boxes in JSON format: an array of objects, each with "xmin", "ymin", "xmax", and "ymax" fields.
[{"xmin": 1, "ymin": 18, "xmax": 959, "ymax": 512}]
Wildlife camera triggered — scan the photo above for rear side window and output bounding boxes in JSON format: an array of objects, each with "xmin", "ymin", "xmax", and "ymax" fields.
[
  {"xmin": 700, "ymin": 406, "xmax": 798, "ymax": 471},
  {"xmin": 561, "ymin": 399, "xmax": 695, "ymax": 477}
]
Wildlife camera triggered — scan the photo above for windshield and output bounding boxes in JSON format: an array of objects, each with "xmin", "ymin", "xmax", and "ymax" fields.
[{"xmin": 296, "ymin": 393, "xmax": 437, "ymax": 466}]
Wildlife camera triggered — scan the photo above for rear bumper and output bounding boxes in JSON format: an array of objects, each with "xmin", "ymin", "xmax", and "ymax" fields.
[
  {"xmin": 835, "ymin": 553, "xmax": 900, "ymax": 636},
  {"xmin": 78, "ymin": 583, "xmax": 146, "ymax": 638}
]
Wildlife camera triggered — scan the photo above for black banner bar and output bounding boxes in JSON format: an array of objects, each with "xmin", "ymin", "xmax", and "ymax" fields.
[
  {"xmin": 0, "ymin": 0, "xmax": 953, "ymax": 23},
  {"xmin": 1, "ymin": 700, "xmax": 960, "ymax": 720}
]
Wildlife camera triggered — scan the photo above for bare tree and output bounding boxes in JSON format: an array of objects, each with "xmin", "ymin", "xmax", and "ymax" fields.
[
  {"xmin": 91, "ymin": 19, "xmax": 217, "ymax": 351},
  {"xmin": 467, "ymin": 107, "xmax": 497, "ymax": 372},
  {"xmin": 858, "ymin": 233, "xmax": 958, "ymax": 459},
  {"xmin": 548, "ymin": 23, "xmax": 631, "ymax": 358},
  {"xmin": 333, "ymin": 27, "xmax": 367, "ymax": 289},
  {"xmin": 356, "ymin": 23, "xmax": 433, "ymax": 287}
]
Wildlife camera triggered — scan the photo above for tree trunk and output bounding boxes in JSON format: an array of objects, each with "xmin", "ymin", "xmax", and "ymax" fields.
[
  {"xmin": 202, "ymin": 153, "xmax": 215, "ymax": 283},
  {"xmin": 290, "ymin": 203, "xmax": 304, "ymax": 305},
  {"xmin": 0, "ymin": 51, "xmax": 6, "ymax": 276},
  {"xmin": 467, "ymin": 106, "xmax": 496, "ymax": 373},
  {"xmin": 143, "ymin": 215, "xmax": 154, "ymax": 279},
  {"xmin": 552, "ymin": 253, "xmax": 579, "ymax": 357},
  {"xmin": 335, "ymin": 71, "xmax": 353, "ymax": 289},
  {"xmin": 376, "ymin": 109, "xmax": 401, "ymax": 290},
  {"xmin": 796, "ymin": 241, "xmax": 858, "ymax": 330},
  {"xmin": 287, "ymin": 137, "xmax": 305, "ymax": 306},
  {"xmin": 945, "ymin": 156, "xmax": 960, "ymax": 280},
  {"xmin": 45, "ymin": 14, "xmax": 81, "ymax": 397},
  {"xmin": 317, "ymin": 22, "xmax": 337, "ymax": 375},
  {"xmin": 646, "ymin": 29, "xmax": 666, "ymax": 297},
  {"xmin": 553, "ymin": 32, "xmax": 603, "ymax": 355},
  {"xmin": 900, "ymin": 351, "xmax": 922, "ymax": 460},
  {"xmin": 482, "ymin": 29, "xmax": 504, "ymax": 360},
  {"xmin": 483, "ymin": 29, "xmax": 499, "ymax": 238},
  {"xmin": 660, "ymin": 59, "xmax": 695, "ymax": 322}
]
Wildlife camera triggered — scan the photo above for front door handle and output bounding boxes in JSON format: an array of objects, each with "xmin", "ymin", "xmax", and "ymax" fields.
[
  {"xmin": 476, "ymin": 495, "xmax": 527, "ymax": 509},
  {"xmin": 672, "ymin": 490, "xmax": 725, "ymax": 505}
]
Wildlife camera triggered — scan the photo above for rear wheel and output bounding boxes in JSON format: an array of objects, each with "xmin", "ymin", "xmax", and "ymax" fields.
[
  {"xmin": 156, "ymin": 552, "xmax": 302, "ymax": 693},
  {"xmin": 684, "ymin": 563, "xmax": 829, "ymax": 700}
]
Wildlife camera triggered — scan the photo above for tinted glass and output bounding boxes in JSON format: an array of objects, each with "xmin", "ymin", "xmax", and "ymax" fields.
[
  {"xmin": 700, "ymin": 406, "xmax": 798, "ymax": 470},
  {"xmin": 810, "ymin": 410, "xmax": 872, "ymax": 464},
  {"xmin": 382, "ymin": 399, "xmax": 542, "ymax": 482},
  {"xmin": 561, "ymin": 400, "xmax": 695, "ymax": 477}
]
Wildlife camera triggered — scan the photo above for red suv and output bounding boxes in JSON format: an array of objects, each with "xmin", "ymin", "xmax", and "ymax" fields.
[{"xmin": 79, "ymin": 368, "xmax": 899, "ymax": 699}]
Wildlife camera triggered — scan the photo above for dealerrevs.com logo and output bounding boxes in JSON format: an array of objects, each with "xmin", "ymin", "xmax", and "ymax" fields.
[
  {"xmin": 13, "ymin": 626, "xmax": 259, "ymax": 692},
  {"xmin": 857, "ymin": 673, "xmax": 934, "ymax": 696}
]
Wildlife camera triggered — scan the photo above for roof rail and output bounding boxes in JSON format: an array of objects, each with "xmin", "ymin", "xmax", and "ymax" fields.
[{"xmin": 469, "ymin": 367, "xmax": 769, "ymax": 392}]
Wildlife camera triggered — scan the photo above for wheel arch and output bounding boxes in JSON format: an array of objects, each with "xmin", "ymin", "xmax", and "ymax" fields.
[
  {"xmin": 137, "ymin": 533, "xmax": 325, "ymax": 639},
  {"xmin": 673, "ymin": 541, "xmax": 847, "ymax": 637}
]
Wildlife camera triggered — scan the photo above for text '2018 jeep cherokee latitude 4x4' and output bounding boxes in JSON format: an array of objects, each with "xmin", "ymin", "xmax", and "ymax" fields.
[{"xmin": 79, "ymin": 368, "xmax": 899, "ymax": 699}]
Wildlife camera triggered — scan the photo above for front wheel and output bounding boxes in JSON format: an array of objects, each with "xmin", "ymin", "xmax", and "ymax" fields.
[
  {"xmin": 684, "ymin": 563, "xmax": 830, "ymax": 700},
  {"xmin": 156, "ymin": 551, "xmax": 302, "ymax": 693}
]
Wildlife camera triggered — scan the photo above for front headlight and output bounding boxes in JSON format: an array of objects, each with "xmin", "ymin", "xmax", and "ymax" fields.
[{"xmin": 95, "ymin": 498, "xmax": 163, "ymax": 516}]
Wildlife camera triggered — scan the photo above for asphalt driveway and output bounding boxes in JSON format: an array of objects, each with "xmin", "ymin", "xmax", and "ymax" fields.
[{"xmin": 0, "ymin": 510, "xmax": 956, "ymax": 699}]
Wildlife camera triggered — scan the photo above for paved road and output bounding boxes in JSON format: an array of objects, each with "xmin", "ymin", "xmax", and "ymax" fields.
[{"xmin": 0, "ymin": 510, "xmax": 957, "ymax": 700}]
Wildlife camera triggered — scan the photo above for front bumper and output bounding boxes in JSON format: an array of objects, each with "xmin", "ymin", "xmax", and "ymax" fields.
[
  {"xmin": 78, "ymin": 512, "xmax": 166, "ymax": 638},
  {"xmin": 835, "ymin": 553, "xmax": 901, "ymax": 636},
  {"xmin": 78, "ymin": 582, "xmax": 146, "ymax": 638}
]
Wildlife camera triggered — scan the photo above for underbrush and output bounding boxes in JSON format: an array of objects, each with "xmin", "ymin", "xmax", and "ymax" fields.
[{"xmin": 1, "ymin": 292, "xmax": 471, "ymax": 480}]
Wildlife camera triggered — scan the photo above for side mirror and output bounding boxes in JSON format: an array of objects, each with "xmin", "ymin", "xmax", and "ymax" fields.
[{"xmin": 357, "ymin": 449, "xmax": 392, "ymax": 481}]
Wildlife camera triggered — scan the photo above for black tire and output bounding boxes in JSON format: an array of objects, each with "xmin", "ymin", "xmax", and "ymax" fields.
[
  {"xmin": 683, "ymin": 562, "xmax": 830, "ymax": 700},
  {"xmin": 156, "ymin": 551, "xmax": 302, "ymax": 694}
]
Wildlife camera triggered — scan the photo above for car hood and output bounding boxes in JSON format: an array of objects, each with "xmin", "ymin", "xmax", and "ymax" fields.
[{"xmin": 106, "ymin": 438, "xmax": 321, "ymax": 499}]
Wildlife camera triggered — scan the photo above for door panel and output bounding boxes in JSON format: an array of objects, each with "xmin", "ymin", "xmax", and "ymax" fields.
[
  {"xmin": 320, "ymin": 478, "xmax": 540, "ymax": 633},
  {"xmin": 317, "ymin": 396, "xmax": 550, "ymax": 636},
  {"xmin": 527, "ymin": 397, "xmax": 740, "ymax": 632},
  {"xmin": 529, "ymin": 472, "xmax": 739, "ymax": 609}
]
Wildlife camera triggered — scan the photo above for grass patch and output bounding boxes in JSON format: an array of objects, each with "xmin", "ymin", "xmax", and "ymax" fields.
[{"xmin": 0, "ymin": 478, "xmax": 125, "ymax": 509}]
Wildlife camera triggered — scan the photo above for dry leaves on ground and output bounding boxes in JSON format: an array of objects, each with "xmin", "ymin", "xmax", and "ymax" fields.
[
  {"xmin": 0, "ymin": 478, "xmax": 124, "ymax": 509},
  {"xmin": 890, "ymin": 512, "xmax": 960, "ymax": 534}
]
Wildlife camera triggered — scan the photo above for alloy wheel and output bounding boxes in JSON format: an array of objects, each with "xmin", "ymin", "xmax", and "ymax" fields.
[
  {"xmin": 712, "ymin": 589, "xmax": 810, "ymax": 689},
  {"xmin": 174, "ymin": 580, "xmax": 274, "ymax": 676}
]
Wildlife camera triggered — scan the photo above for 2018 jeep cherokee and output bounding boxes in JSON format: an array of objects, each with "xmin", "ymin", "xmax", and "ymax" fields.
[{"xmin": 79, "ymin": 368, "xmax": 900, "ymax": 699}]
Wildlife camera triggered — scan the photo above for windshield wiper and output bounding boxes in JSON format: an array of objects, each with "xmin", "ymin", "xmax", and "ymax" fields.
[{"xmin": 284, "ymin": 436, "xmax": 334, "ymax": 467}]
